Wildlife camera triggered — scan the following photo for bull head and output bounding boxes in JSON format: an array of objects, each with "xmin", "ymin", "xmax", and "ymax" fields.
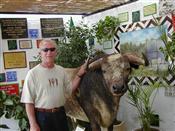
[{"xmin": 88, "ymin": 53, "xmax": 148, "ymax": 96}]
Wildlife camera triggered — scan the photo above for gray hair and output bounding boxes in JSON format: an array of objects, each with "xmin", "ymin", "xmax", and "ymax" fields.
[{"xmin": 39, "ymin": 39, "xmax": 58, "ymax": 50}]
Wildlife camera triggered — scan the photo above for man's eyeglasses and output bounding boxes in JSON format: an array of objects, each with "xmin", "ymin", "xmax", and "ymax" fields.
[{"xmin": 41, "ymin": 48, "xmax": 56, "ymax": 52}]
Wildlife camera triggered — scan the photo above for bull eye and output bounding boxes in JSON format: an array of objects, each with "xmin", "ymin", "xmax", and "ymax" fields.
[
  {"xmin": 126, "ymin": 67, "xmax": 131, "ymax": 71},
  {"xmin": 102, "ymin": 70, "xmax": 106, "ymax": 73}
]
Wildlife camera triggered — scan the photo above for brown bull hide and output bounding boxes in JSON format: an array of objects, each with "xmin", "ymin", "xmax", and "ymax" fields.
[{"xmin": 64, "ymin": 53, "xmax": 147, "ymax": 131}]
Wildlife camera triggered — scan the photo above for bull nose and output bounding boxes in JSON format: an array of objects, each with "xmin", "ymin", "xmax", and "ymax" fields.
[
  {"xmin": 112, "ymin": 85, "xmax": 128, "ymax": 94},
  {"xmin": 112, "ymin": 85, "xmax": 120, "ymax": 92}
]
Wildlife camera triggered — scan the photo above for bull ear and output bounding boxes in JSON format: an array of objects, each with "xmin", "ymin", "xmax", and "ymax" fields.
[
  {"xmin": 88, "ymin": 58, "xmax": 103, "ymax": 70},
  {"xmin": 123, "ymin": 53, "xmax": 148, "ymax": 69}
]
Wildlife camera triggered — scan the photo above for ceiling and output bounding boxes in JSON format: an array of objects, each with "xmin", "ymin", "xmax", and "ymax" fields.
[{"xmin": 0, "ymin": 0, "xmax": 136, "ymax": 15}]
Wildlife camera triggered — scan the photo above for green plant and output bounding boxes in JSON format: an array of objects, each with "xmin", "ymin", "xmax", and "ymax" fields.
[
  {"xmin": 153, "ymin": 16, "xmax": 175, "ymax": 75},
  {"xmin": 93, "ymin": 16, "xmax": 120, "ymax": 44},
  {"xmin": 56, "ymin": 22, "xmax": 94, "ymax": 68},
  {"xmin": 0, "ymin": 91, "xmax": 29, "ymax": 131},
  {"xmin": 159, "ymin": 31, "xmax": 175, "ymax": 74},
  {"xmin": 127, "ymin": 82, "xmax": 161, "ymax": 131}
]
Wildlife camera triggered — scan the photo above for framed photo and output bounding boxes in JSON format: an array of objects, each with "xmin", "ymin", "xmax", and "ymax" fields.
[
  {"xmin": 52, "ymin": 38, "xmax": 59, "ymax": 44},
  {"xmin": 6, "ymin": 71, "xmax": 17, "ymax": 82},
  {"xmin": 36, "ymin": 39, "xmax": 43, "ymax": 48},
  {"xmin": 0, "ymin": 73, "xmax": 6, "ymax": 82},
  {"xmin": 118, "ymin": 12, "xmax": 128, "ymax": 23},
  {"xmin": 144, "ymin": 3, "xmax": 157, "ymax": 17},
  {"xmin": 132, "ymin": 11, "xmax": 140, "ymax": 23},
  {"xmin": 3, "ymin": 51, "xmax": 27, "ymax": 69},
  {"xmin": 28, "ymin": 29, "xmax": 39, "ymax": 39},
  {"xmin": 8, "ymin": 40, "xmax": 17, "ymax": 50},
  {"xmin": 172, "ymin": 11, "xmax": 175, "ymax": 31},
  {"xmin": 103, "ymin": 40, "xmax": 113, "ymax": 50},
  {"xmin": 21, "ymin": 80, "xmax": 25, "ymax": 88},
  {"xmin": 0, "ymin": 84, "xmax": 19, "ymax": 95},
  {"xmin": 29, "ymin": 61, "xmax": 39, "ymax": 69},
  {"xmin": 19, "ymin": 40, "xmax": 32, "ymax": 49}
]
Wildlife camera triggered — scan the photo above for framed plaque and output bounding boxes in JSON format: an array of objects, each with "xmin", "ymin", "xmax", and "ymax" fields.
[
  {"xmin": 132, "ymin": 11, "xmax": 140, "ymax": 23},
  {"xmin": 0, "ymin": 18, "xmax": 28, "ymax": 39},
  {"xmin": 29, "ymin": 61, "xmax": 39, "ymax": 69},
  {"xmin": 19, "ymin": 40, "xmax": 32, "ymax": 49},
  {"xmin": 144, "ymin": 3, "xmax": 157, "ymax": 16},
  {"xmin": 8, "ymin": 40, "xmax": 17, "ymax": 50},
  {"xmin": 0, "ymin": 84, "xmax": 19, "ymax": 95},
  {"xmin": 40, "ymin": 18, "xmax": 64, "ymax": 38},
  {"xmin": 0, "ymin": 73, "xmax": 6, "ymax": 82},
  {"xmin": 103, "ymin": 40, "xmax": 113, "ymax": 50},
  {"xmin": 118, "ymin": 12, "xmax": 128, "ymax": 23},
  {"xmin": 3, "ymin": 51, "xmax": 27, "ymax": 69},
  {"xmin": 6, "ymin": 71, "xmax": 17, "ymax": 82}
]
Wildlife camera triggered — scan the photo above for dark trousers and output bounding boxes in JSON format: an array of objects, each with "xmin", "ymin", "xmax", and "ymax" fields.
[{"xmin": 35, "ymin": 107, "xmax": 69, "ymax": 131}]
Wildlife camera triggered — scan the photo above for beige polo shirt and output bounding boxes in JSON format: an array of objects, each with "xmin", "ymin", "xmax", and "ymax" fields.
[{"xmin": 21, "ymin": 64, "xmax": 72, "ymax": 109}]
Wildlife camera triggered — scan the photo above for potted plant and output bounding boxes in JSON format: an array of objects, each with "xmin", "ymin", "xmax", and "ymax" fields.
[
  {"xmin": 0, "ymin": 91, "xmax": 29, "ymax": 131},
  {"xmin": 127, "ymin": 82, "xmax": 161, "ymax": 131},
  {"xmin": 153, "ymin": 16, "xmax": 175, "ymax": 75},
  {"xmin": 93, "ymin": 16, "xmax": 120, "ymax": 44}
]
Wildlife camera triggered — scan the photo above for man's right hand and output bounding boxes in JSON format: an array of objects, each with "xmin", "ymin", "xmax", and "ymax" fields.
[{"xmin": 30, "ymin": 123, "xmax": 40, "ymax": 131}]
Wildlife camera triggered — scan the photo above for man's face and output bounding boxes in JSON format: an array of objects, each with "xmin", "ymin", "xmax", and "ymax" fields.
[{"xmin": 40, "ymin": 42, "xmax": 57, "ymax": 63}]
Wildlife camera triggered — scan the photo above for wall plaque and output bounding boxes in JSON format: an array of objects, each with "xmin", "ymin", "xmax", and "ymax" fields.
[
  {"xmin": 40, "ymin": 18, "xmax": 64, "ymax": 38},
  {"xmin": 3, "ymin": 51, "xmax": 27, "ymax": 69},
  {"xmin": 0, "ymin": 84, "xmax": 19, "ymax": 95},
  {"xmin": 0, "ymin": 18, "xmax": 28, "ymax": 39}
]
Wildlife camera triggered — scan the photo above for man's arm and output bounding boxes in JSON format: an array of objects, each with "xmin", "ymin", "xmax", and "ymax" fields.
[
  {"xmin": 71, "ymin": 65, "xmax": 87, "ymax": 93},
  {"xmin": 25, "ymin": 103, "xmax": 40, "ymax": 131}
]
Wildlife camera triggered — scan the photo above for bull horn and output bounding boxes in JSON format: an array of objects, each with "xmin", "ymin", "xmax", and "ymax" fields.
[
  {"xmin": 88, "ymin": 58, "xmax": 103, "ymax": 70},
  {"xmin": 123, "ymin": 53, "xmax": 149, "ymax": 68},
  {"xmin": 87, "ymin": 53, "xmax": 109, "ymax": 70},
  {"xmin": 142, "ymin": 53, "xmax": 149, "ymax": 66}
]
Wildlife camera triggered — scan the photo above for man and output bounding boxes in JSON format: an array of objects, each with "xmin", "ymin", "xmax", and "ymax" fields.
[{"xmin": 21, "ymin": 39, "xmax": 86, "ymax": 131}]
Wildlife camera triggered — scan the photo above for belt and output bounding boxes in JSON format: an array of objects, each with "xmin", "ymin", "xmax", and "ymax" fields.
[{"xmin": 35, "ymin": 106, "xmax": 63, "ymax": 113}]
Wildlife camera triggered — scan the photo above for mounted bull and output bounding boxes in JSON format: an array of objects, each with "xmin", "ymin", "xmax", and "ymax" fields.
[{"xmin": 65, "ymin": 53, "xmax": 148, "ymax": 131}]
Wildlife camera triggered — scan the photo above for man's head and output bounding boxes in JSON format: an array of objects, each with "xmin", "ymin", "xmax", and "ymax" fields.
[{"xmin": 39, "ymin": 39, "xmax": 57, "ymax": 64}]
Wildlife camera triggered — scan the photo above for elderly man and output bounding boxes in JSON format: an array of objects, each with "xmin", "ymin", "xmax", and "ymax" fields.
[{"xmin": 21, "ymin": 39, "xmax": 86, "ymax": 131}]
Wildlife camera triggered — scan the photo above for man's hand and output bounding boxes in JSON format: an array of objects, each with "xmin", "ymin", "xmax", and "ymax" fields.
[
  {"xmin": 77, "ymin": 57, "xmax": 90, "ymax": 77},
  {"xmin": 30, "ymin": 123, "xmax": 40, "ymax": 131}
]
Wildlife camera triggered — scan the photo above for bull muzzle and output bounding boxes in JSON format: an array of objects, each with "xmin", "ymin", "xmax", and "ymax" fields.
[{"xmin": 112, "ymin": 84, "xmax": 128, "ymax": 95}]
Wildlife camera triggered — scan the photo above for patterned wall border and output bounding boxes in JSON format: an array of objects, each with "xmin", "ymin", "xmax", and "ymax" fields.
[{"xmin": 114, "ymin": 15, "xmax": 173, "ymax": 53}]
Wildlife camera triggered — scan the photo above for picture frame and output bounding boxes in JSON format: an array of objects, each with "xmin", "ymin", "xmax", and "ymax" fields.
[
  {"xmin": 19, "ymin": 40, "xmax": 32, "ymax": 49},
  {"xmin": 144, "ymin": 3, "xmax": 157, "ymax": 17},
  {"xmin": 118, "ymin": 12, "xmax": 129, "ymax": 23},
  {"xmin": 0, "ymin": 73, "xmax": 6, "ymax": 82},
  {"xmin": 29, "ymin": 61, "xmax": 39, "ymax": 69},
  {"xmin": 0, "ymin": 84, "xmax": 19, "ymax": 95},
  {"xmin": 36, "ymin": 39, "xmax": 43, "ymax": 48},
  {"xmin": 8, "ymin": 40, "xmax": 17, "ymax": 50},
  {"xmin": 103, "ymin": 40, "xmax": 113, "ymax": 50},
  {"xmin": 6, "ymin": 71, "xmax": 17, "ymax": 82},
  {"xmin": 28, "ymin": 29, "xmax": 39, "ymax": 39},
  {"xmin": 3, "ymin": 51, "xmax": 27, "ymax": 69},
  {"xmin": 132, "ymin": 11, "xmax": 140, "ymax": 23}
]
